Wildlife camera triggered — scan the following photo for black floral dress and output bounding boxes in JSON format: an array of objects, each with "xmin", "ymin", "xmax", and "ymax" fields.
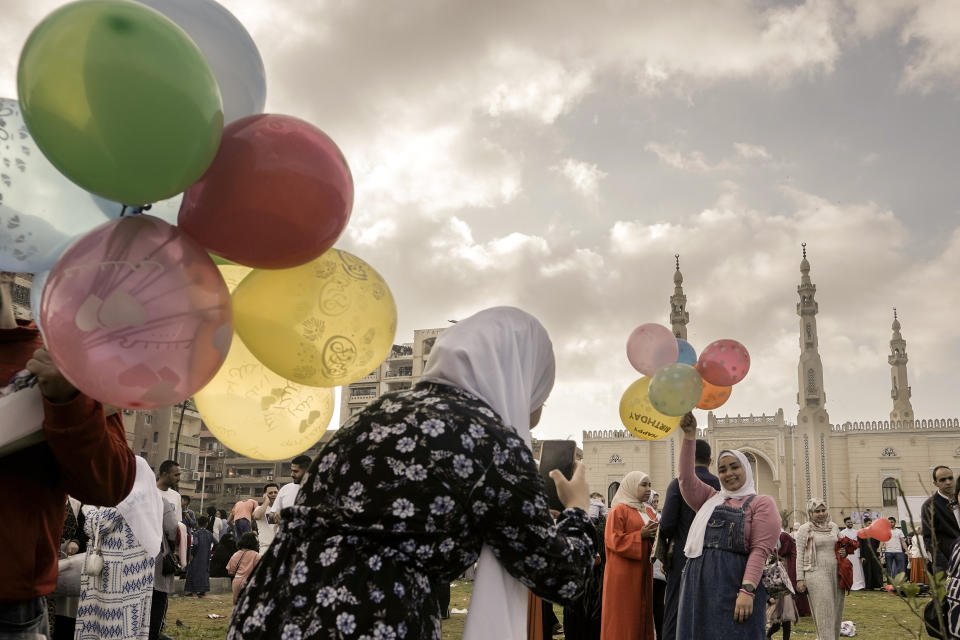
[{"xmin": 228, "ymin": 382, "xmax": 595, "ymax": 640}]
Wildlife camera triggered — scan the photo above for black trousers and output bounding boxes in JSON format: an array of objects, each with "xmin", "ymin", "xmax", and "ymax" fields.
[
  {"xmin": 435, "ymin": 581, "xmax": 450, "ymax": 615},
  {"xmin": 662, "ymin": 554, "xmax": 688, "ymax": 640},
  {"xmin": 149, "ymin": 590, "xmax": 168, "ymax": 640},
  {"xmin": 653, "ymin": 578, "xmax": 666, "ymax": 640}
]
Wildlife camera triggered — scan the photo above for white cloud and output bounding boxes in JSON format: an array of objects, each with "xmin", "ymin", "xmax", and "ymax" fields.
[
  {"xmin": 553, "ymin": 158, "xmax": 607, "ymax": 199},
  {"xmin": 898, "ymin": 0, "xmax": 960, "ymax": 92},
  {"xmin": 734, "ymin": 142, "xmax": 772, "ymax": 160},
  {"xmin": 645, "ymin": 142, "xmax": 724, "ymax": 172}
]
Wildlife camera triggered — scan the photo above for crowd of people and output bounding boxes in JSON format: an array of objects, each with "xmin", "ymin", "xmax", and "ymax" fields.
[{"xmin": 2, "ymin": 291, "xmax": 960, "ymax": 640}]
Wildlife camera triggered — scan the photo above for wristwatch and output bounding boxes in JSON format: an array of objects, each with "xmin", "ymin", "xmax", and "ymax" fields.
[{"xmin": 740, "ymin": 583, "xmax": 756, "ymax": 594}]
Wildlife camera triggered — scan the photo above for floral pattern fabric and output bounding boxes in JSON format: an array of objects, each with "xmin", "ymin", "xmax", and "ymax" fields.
[{"xmin": 228, "ymin": 382, "xmax": 595, "ymax": 640}]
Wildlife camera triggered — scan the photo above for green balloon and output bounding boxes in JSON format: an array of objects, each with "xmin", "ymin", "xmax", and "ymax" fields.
[
  {"xmin": 649, "ymin": 363, "xmax": 703, "ymax": 417},
  {"xmin": 17, "ymin": 0, "xmax": 223, "ymax": 205}
]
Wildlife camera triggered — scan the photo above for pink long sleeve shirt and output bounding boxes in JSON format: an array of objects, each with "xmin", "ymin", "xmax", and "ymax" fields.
[{"xmin": 678, "ymin": 437, "xmax": 780, "ymax": 587}]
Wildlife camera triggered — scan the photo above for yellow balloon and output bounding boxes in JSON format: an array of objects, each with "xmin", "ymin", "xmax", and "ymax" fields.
[
  {"xmin": 232, "ymin": 248, "xmax": 397, "ymax": 387},
  {"xmin": 619, "ymin": 377, "xmax": 682, "ymax": 440},
  {"xmin": 194, "ymin": 264, "xmax": 335, "ymax": 460}
]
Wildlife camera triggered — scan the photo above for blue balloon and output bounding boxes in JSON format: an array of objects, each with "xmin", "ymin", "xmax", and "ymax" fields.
[{"xmin": 677, "ymin": 338, "xmax": 698, "ymax": 365}]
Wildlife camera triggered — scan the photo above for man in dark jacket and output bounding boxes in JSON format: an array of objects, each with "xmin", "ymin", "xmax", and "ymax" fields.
[
  {"xmin": 0, "ymin": 273, "xmax": 136, "ymax": 637},
  {"xmin": 922, "ymin": 465, "xmax": 960, "ymax": 573},
  {"xmin": 658, "ymin": 439, "xmax": 720, "ymax": 640}
]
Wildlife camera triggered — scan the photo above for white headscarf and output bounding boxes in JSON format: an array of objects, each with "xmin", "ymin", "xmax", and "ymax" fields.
[
  {"xmin": 684, "ymin": 449, "xmax": 756, "ymax": 559},
  {"xmin": 116, "ymin": 456, "xmax": 164, "ymax": 556},
  {"xmin": 610, "ymin": 471, "xmax": 650, "ymax": 512},
  {"xmin": 421, "ymin": 307, "xmax": 555, "ymax": 640}
]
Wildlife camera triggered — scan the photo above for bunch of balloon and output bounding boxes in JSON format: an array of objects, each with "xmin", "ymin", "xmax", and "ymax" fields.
[
  {"xmin": 16, "ymin": 0, "xmax": 398, "ymax": 460},
  {"xmin": 620, "ymin": 323, "xmax": 750, "ymax": 439}
]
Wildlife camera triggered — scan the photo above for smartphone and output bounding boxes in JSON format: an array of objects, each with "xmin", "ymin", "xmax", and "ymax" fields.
[{"xmin": 539, "ymin": 440, "xmax": 576, "ymax": 513}]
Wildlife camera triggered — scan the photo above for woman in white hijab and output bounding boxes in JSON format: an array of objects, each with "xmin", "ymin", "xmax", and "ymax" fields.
[
  {"xmin": 795, "ymin": 498, "xmax": 844, "ymax": 640},
  {"xmin": 229, "ymin": 307, "xmax": 594, "ymax": 640},
  {"xmin": 600, "ymin": 471, "xmax": 659, "ymax": 639},
  {"xmin": 75, "ymin": 456, "xmax": 164, "ymax": 640},
  {"xmin": 675, "ymin": 413, "xmax": 780, "ymax": 639}
]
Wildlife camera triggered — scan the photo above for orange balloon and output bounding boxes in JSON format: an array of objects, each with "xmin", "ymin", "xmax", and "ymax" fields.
[{"xmin": 696, "ymin": 379, "xmax": 732, "ymax": 410}]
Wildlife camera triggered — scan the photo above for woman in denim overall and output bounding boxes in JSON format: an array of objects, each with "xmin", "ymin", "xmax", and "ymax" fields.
[{"xmin": 674, "ymin": 413, "xmax": 781, "ymax": 639}]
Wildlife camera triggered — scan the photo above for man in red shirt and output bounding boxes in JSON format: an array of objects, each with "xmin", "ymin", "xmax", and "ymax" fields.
[{"xmin": 0, "ymin": 273, "xmax": 136, "ymax": 637}]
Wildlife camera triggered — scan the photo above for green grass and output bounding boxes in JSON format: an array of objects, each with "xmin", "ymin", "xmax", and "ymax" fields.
[{"xmin": 164, "ymin": 583, "xmax": 935, "ymax": 639}]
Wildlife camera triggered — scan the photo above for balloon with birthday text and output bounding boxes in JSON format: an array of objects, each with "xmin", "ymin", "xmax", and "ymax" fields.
[
  {"xmin": 194, "ymin": 265, "xmax": 335, "ymax": 460},
  {"xmin": 17, "ymin": 0, "xmax": 223, "ymax": 204},
  {"xmin": 40, "ymin": 215, "xmax": 232, "ymax": 409},
  {"xmin": 232, "ymin": 249, "xmax": 396, "ymax": 387},
  {"xmin": 619, "ymin": 377, "xmax": 682, "ymax": 440},
  {"xmin": 696, "ymin": 379, "xmax": 733, "ymax": 410},
  {"xmin": 179, "ymin": 114, "xmax": 353, "ymax": 269},
  {"xmin": 696, "ymin": 339, "xmax": 750, "ymax": 386},
  {"xmin": 649, "ymin": 363, "xmax": 703, "ymax": 416},
  {"xmin": 626, "ymin": 323, "xmax": 678, "ymax": 376}
]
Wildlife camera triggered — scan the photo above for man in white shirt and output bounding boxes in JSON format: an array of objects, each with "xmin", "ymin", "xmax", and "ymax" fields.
[
  {"xmin": 840, "ymin": 516, "xmax": 865, "ymax": 590},
  {"xmin": 252, "ymin": 483, "xmax": 279, "ymax": 554},
  {"xmin": 883, "ymin": 517, "xmax": 908, "ymax": 582},
  {"xmin": 267, "ymin": 455, "xmax": 312, "ymax": 524}
]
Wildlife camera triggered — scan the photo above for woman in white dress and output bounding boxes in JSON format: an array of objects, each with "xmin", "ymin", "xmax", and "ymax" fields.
[{"xmin": 795, "ymin": 498, "xmax": 846, "ymax": 640}]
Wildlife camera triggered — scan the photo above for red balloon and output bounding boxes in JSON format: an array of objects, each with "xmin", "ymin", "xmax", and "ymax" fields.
[
  {"xmin": 696, "ymin": 339, "xmax": 750, "ymax": 386},
  {"xmin": 857, "ymin": 517, "xmax": 892, "ymax": 542},
  {"xmin": 179, "ymin": 114, "xmax": 353, "ymax": 269}
]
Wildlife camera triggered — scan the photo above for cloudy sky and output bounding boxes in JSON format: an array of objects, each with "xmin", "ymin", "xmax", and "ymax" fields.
[{"xmin": 3, "ymin": 0, "xmax": 960, "ymax": 443}]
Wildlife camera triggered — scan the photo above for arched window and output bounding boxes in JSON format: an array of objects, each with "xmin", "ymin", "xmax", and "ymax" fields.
[
  {"xmin": 607, "ymin": 482, "xmax": 620, "ymax": 506},
  {"xmin": 882, "ymin": 477, "xmax": 898, "ymax": 507}
]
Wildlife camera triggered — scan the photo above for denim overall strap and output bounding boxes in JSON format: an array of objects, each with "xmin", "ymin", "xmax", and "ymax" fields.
[{"xmin": 677, "ymin": 494, "xmax": 768, "ymax": 639}]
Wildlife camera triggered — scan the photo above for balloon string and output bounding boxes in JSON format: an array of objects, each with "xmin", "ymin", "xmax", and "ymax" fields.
[{"xmin": 118, "ymin": 203, "xmax": 153, "ymax": 217}]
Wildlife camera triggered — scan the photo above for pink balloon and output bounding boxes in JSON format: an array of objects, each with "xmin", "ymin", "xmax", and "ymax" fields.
[
  {"xmin": 626, "ymin": 323, "xmax": 679, "ymax": 375},
  {"xmin": 40, "ymin": 215, "xmax": 232, "ymax": 409},
  {"xmin": 696, "ymin": 339, "xmax": 750, "ymax": 386}
]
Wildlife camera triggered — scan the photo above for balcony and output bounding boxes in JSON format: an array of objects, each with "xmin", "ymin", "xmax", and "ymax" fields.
[
  {"xmin": 387, "ymin": 345, "xmax": 413, "ymax": 361},
  {"xmin": 384, "ymin": 367, "xmax": 412, "ymax": 379},
  {"xmin": 223, "ymin": 475, "xmax": 276, "ymax": 484},
  {"xmin": 357, "ymin": 371, "xmax": 379, "ymax": 382}
]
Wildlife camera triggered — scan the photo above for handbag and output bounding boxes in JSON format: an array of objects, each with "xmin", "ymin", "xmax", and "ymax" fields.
[{"xmin": 761, "ymin": 552, "xmax": 795, "ymax": 599}]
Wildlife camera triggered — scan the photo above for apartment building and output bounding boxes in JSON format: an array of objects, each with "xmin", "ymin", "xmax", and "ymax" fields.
[{"xmin": 339, "ymin": 327, "xmax": 446, "ymax": 425}]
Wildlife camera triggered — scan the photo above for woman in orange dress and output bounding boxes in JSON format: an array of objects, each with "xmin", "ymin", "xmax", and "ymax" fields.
[
  {"xmin": 600, "ymin": 470, "xmax": 658, "ymax": 640},
  {"xmin": 227, "ymin": 532, "xmax": 261, "ymax": 605}
]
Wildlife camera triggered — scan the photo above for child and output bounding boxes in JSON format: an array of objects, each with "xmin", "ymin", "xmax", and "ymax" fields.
[
  {"xmin": 185, "ymin": 515, "xmax": 215, "ymax": 597},
  {"xmin": 227, "ymin": 532, "xmax": 261, "ymax": 604}
]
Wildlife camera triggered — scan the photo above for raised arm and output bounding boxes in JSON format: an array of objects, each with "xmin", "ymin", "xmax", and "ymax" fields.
[{"xmin": 677, "ymin": 415, "xmax": 718, "ymax": 511}]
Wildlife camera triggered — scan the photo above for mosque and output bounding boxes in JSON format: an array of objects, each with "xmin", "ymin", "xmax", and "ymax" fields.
[{"xmin": 581, "ymin": 248, "xmax": 960, "ymax": 525}]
